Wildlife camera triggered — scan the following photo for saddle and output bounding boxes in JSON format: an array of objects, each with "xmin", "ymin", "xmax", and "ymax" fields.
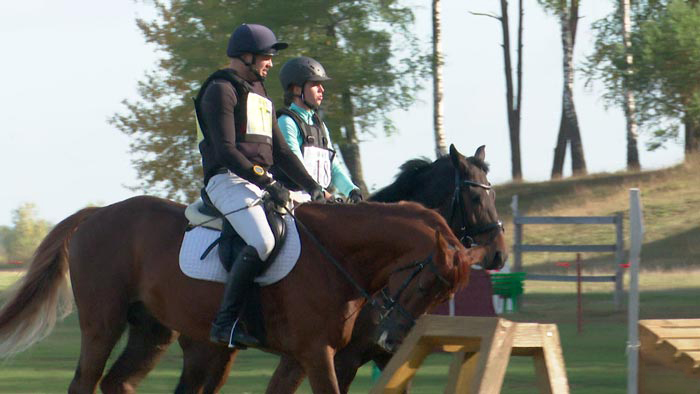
[{"xmin": 185, "ymin": 189, "xmax": 287, "ymax": 272}]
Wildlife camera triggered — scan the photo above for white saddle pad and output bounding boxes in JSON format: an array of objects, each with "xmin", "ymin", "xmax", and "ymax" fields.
[{"xmin": 178, "ymin": 214, "xmax": 301, "ymax": 286}]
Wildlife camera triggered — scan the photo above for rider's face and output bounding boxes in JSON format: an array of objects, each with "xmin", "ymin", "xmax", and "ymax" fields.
[
  {"xmin": 253, "ymin": 55, "xmax": 274, "ymax": 78},
  {"xmin": 303, "ymin": 81, "xmax": 324, "ymax": 108}
]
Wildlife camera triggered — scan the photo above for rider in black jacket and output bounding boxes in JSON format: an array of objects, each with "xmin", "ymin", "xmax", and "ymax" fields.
[{"xmin": 195, "ymin": 23, "xmax": 324, "ymax": 348}]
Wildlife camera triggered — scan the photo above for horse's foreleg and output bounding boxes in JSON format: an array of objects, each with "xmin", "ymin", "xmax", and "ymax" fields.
[
  {"xmin": 100, "ymin": 304, "xmax": 177, "ymax": 394},
  {"xmin": 266, "ymin": 355, "xmax": 306, "ymax": 394},
  {"xmin": 175, "ymin": 336, "xmax": 237, "ymax": 394},
  {"xmin": 300, "ymin": 345, "xmax": 341, "ymax": 394},
  {"xmin": 334, "ymin": 343, "xmax": 372, "ymax": 394}
]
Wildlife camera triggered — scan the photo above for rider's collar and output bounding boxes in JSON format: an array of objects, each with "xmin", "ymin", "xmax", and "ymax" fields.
[{"xmin": 289, "ymin": 103, "xmax": 316, "ymax": 124}]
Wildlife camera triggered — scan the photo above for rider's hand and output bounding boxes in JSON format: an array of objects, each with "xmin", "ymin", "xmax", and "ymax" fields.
[
  {"xmin": 347, "ymin": 189, "xmax": 364, "ymax": 204},
  {"xmin": 264, "ymin": 182, "xmax": 290, "ymax": 207},
  {"xmin": 309, "ymin": 186, "xmax": 326, "ymax": 203}
]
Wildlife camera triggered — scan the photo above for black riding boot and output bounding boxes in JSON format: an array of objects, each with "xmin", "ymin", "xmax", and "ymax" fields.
[{"xmin": 209, "ymin": 245, "xmax": 262, "ymax": 348}]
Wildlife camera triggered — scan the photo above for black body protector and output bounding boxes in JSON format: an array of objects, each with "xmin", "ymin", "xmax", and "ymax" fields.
[
  {"xmin": 194, "ymin": 69, "xmax": 275, "ymax": 181},
  {"xmin": 276, "ymin": 108, "xmax": 335, "ymax": 189}
]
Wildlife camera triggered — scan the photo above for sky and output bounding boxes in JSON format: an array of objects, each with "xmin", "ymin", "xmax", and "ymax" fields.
[{"xmin": 0, "ymin": 0, "xmax": 685, "ymax": 227}]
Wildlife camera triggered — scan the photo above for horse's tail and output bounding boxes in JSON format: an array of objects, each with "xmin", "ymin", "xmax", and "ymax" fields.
[{"xmin": 0, "ymin": 206, "xmax": 100, "ymax": 358}]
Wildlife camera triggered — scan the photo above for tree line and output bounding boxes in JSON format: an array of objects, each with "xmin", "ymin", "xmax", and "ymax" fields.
[
  {"xmin": 113, "ymin": 0, "xmax": 700, "ymax": 200},
  {"xmin": 0, "ymin": 204, "xmax": 52, "ymax": 264}
]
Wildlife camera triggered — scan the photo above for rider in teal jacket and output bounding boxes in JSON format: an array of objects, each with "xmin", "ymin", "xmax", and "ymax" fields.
[{"xmin": 277, "ymin": 56, "xmax": 363, "ymax": 202}]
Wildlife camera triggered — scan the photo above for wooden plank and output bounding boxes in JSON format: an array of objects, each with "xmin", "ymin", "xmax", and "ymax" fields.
[
  {"xmin": 662, "ymin": 339, "xmax": 700, "ymax": 352},
  {"xmin": 533, "ymin": 324, "xmax": 570, "ymax": 394},
  {"xmin": 520, "ymin": 244, "xmax": 617, "ymax": 253},
  {"xmin": 445, "ymin": 350, "xmax": 479, "ymax": 394},
  {"xmin": 640, "ymin": 319, "xmax": 700, "ymax": 327},
  {"xmin": 515, "ymin": 216, "xmax": 617, "ymax": 224},
  {"xmin": 648, "ymin": 328, "xmax": 700, "ymax": 339},
  {"xmin": 639, "ymin": 319, "xmax": 700, "ymax": 382}
]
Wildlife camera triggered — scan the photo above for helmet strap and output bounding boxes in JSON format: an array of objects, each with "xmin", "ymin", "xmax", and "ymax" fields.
[
  {"xmin": 238, "ymin": 54, "xmax": 265, "ymax": 82},
  {"xmin": 300, "ymin": 85, "xmax": 319, "ymax": 111}
]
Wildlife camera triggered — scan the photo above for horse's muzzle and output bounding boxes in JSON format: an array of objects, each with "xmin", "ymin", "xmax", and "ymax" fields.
[{"xmin": 485, "ymin": 251, "xmax": 506, "ymax": 271}]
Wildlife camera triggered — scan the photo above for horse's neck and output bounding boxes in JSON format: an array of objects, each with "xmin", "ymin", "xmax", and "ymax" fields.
[{"xmin": 299, "ymin": 204, "xmax": 434, "ymax": 294}]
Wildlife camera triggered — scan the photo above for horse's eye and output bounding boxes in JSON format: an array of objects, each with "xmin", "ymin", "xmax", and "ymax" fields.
[{"xmin": 471, "ymin": 195, "xmax": 481, "ymax": 204}]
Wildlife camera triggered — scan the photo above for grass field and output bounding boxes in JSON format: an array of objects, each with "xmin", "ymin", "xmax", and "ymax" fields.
[{"xmin": 1, "ymin": 158, "xmax": 698, "ymax": 393}]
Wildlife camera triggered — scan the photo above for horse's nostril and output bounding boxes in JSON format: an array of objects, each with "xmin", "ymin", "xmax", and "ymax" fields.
[{"xmin": 493, "ymin": 251, "xmax": 504, "ymax": 269}]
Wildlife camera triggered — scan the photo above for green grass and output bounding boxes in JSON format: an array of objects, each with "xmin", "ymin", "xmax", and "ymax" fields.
[
  {"xmin": 0, "ymin": 159, "xmax": 699, "ymax": 393},
  {"xmin": 1, "ymin": 269, "xmax": 697, "ymax": 393}
]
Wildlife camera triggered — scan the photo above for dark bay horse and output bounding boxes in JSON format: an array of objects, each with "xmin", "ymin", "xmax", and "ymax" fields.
[
  {"xmin": 0, "ymin": 194, "xmax": 499, "ymax": 393},
  {"xmin": 173, "ymin": 144, "xmax": 507, "ymax": 393}
]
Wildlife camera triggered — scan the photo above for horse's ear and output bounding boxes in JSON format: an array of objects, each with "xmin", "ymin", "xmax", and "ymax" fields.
[
  {"xmin": 449, "ymin": 144, "xmax": 462, "ymax": 168},
  {"xmin": 475, "ymin": 145, "xmax": 486, "ymax": 162},
  {"xmin": 434, "ymin": 229, "xmax": 449, "ymax": 260}
]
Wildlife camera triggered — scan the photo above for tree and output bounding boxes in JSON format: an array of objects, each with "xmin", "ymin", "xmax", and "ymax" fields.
[
  {"xmin": 432, "ymin": 0, "xmax": 447, "ymax": 158},
  {"xmin": 586, "ymin": 0, "xmax": 700, "ymax": 157},
  {"xmin": 472, "ymin": 0, "xmax": 525, "ymax": 181},
  {"xmin": 2, "ymin": 203, "xmax": 52, "ymax": 263},
  {"xmin": 112, "ymin": 0, "xmax": 429, "ymax": 200},
  {"xmin": 0, "ymin": 226, "xmax": 9, "ymax": 263},
  {"xmin": 621, "ymin": 0, "xmax": 641, "ymax": 170},
  {"xmin": 539, "ymin": 0, "xmax": 587, "ymax": 179}
]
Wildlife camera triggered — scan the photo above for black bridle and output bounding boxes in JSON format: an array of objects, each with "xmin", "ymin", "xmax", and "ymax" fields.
[
  {"xmin": 447, "ymin": 169, "xmax": 504, "ymax": 247},
  {"xmin": 374, "ymin": 254, "xmax": 452, "ymax": 351},
  {"xmin": 374, "ymin": 167, "xmax": 508, "ymax": 351}
]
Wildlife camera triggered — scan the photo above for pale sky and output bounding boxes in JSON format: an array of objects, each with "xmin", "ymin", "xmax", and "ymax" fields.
[{"xmin": 0, "ymin": 0, "xmax": 684, "ymax": 226}]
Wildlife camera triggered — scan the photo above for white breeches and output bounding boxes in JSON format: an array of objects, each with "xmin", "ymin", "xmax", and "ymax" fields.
[{"xmin": 205, "ymin": 172, "xmax": 275, "ymax": 261}]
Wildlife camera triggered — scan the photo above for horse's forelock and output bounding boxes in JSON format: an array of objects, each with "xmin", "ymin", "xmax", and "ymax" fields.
[{"xmin": 466, "ymin": 156, "xmax": 490, "ymax": 174}]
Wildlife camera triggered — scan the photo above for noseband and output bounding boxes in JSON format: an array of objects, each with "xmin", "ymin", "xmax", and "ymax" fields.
[
  {"xmin": 448, "ymin": 170, "xmax": 504, "ymax": 247},
  {"xmin": 375, "ymin": 254, "xmax": 452, "ymax": 349}
]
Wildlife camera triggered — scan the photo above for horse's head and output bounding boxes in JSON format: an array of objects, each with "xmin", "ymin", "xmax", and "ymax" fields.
[
  {"xmin": 371, "ymin": 144, "xmax": 508, "ymax": 270},
  {"xmin": 437, "ymin": 144, "xmax": 507, "ymax": 271},
  {"xmin": 374, "ymin": 229, "xmax": 476, "ymax": 353}
]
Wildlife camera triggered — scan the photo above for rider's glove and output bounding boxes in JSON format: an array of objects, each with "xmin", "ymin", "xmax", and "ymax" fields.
[
  {"xmin": 347, "ymin": 189, "xmax": 364, "ymax": 204},
  {"xmin": 309, "ymin": 185, "xmax": 326, "ymax": 203},
  {"xmin": 264, "ymin": 181, "xmax": 290, "ymax": 207}
]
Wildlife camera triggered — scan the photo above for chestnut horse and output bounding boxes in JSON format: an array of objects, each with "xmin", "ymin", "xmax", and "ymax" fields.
[
  {"xmin": 171, "ymin": 144, "xmax": 507, "ymax": 393},
  {"xmin": 0, "ymin": 195, "xmax": 499, "ymax": 393}
]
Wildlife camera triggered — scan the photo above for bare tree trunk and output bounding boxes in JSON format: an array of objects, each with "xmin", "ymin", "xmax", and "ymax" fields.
[
  {"xmin": 622, "ymin": 0, "xmax": 640, "ymax": 170},
  {"xmin": 551, "ymin": 108, "xmax": 567, "ymax": 179},
  {"xmin": 499, "ymin": 0, "xmax": 523, "ymax": 181},
  {"xmin": 339, "ymin": 90, "xmax": 368, "ymax": 194},
  {"xmin": 552, "ymin": 0, "xmax": 586, "ymax": 178},
  {"xmin": 432, "ymin": 0, "xmax": 447, "ymax": 158}
]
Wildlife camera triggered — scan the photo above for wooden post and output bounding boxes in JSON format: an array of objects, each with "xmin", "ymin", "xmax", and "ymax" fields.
[
  {"xmin": 511, "ymin": 195, "xmax": 522, "ymax": 272},
  {"xmin": 576, "ymin": 253, "xmax": 583, "ymax": 334},
  {"xmin": 615, "ymin": 211, "xmax": 625, "ymax": 309},
  {"xmin": 628, "ymin": 189, "xmax": 643, "ymax": 394}
]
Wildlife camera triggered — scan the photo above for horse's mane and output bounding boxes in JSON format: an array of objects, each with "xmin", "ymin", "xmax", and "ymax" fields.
[
  {"xmin": 370, "ymin": 154, "xmax": 490, "ymax": 204},
  {"xmin": 370, "ymin": 157, "xmax": 443, "ymax": 203}
]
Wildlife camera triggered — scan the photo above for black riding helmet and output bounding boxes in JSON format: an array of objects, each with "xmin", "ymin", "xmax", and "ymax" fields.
[
  {"xmin": 280, "ymin": 56, "xmax": 331, "ymax": 109},
  {"xmin": 227, "ymin": 24, "xmax": 287, "ymax": 81},
  {"xmin": 279, "ymin": 56, "xmax": 331, "ymax": 91},
  {"xmin": 227, "ymin": 24, "xmax": 288, "ymax": 57}
]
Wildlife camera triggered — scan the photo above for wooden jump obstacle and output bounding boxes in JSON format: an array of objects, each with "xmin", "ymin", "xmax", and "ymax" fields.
[
  {"xmin": 370, "ymin": 315, "xmax": 569, "ymax": 394},
  {"xmin": 638, "ymin": 319, "xmax": 700, "ymax": 393}
]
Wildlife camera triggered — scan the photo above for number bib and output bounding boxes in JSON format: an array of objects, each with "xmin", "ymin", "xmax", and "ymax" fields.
[
  {"xmin": 302, "ymin": 146, "xmax": 332, "ymax": 188},
  {"xmin": 246, "ymin": 93, "xmax": 273, "ymax": 138}
]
